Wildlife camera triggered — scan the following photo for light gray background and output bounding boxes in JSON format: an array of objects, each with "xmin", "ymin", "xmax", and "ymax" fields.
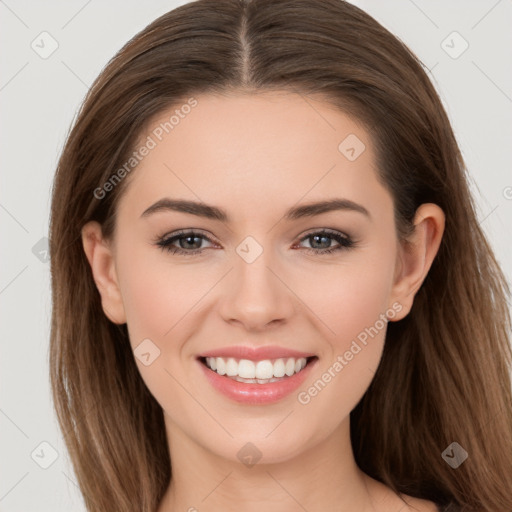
[{"xmin": 1, "ymin": 1, "xmax": 511, "ymax": 510}]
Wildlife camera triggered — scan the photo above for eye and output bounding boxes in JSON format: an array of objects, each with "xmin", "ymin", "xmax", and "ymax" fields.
[
  {"xmin": 155, "ymin": 230, "xmax": 216, "ymax": 256},
  {"xmin": 155, "ymin": 228, "xmax": 356, "ymax": 257},
  {"xmin": 296, "ymin": 229, "xmax": 355, "ymax": 255}
]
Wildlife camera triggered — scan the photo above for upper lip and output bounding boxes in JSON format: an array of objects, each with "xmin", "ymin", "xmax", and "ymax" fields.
[{"xmin": 198, "ymin": 345, "xmax": 316, "ymax": 361}]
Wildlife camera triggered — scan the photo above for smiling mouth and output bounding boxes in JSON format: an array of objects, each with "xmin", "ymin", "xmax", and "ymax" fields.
[{"xmin": 198, "ymin": 356, "xmax": 318, "ymax": 384}]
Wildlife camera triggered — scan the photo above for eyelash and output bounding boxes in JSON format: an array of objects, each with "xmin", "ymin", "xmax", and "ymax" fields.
[{"xmin": 155, "ymin": 229, "xmax": 356, "ymax": 257}]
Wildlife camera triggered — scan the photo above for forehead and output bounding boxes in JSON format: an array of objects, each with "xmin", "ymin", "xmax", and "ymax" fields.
[{"xmin": 117, "ymin": 91, "xmax": 387, "ymax": 222}]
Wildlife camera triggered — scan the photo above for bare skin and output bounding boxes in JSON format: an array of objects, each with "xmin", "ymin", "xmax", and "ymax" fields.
[{"xmin": 82, "ymin": 91, "xmax": 444, "ymax": 511}]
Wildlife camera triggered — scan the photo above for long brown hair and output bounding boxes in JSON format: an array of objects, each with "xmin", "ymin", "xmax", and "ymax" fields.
[{"xmin": 49, "ymin": 0, "xmax": 512, "ymax": 510}]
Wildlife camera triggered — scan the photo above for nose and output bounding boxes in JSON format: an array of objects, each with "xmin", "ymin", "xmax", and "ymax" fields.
[{"xmin": 218, "ymin": 244, "xmax": 296, "ymax": 331}]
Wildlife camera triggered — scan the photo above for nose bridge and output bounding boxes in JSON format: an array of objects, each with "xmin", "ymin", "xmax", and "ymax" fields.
[{"xmin": 218, "ymin": 234, "xmax": 295, "ymax": 328}]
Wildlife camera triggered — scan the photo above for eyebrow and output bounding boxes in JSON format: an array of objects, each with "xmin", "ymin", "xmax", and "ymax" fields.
[{"xmin": 140, "ymin": 197, "xmax": 371, "ymax": 222}]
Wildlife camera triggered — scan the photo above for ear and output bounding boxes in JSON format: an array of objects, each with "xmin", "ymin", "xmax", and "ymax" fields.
[
  {"xmin": 81, "ymin": 221, "xmax": 127, "ymax": 324},
  {"xmin": 388, "ymin": 203, "xmax": 445, "ymax": 321}
]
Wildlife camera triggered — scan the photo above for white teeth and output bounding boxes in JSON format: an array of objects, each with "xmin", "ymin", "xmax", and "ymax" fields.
[
  {"xmin": 255, "ymin": 360, "xmax": 274, "ymax": 379},
  {"xmin": 215, "ymin": 357, "xmax": 226, "ymax": 375},
  {"xmin": 285, "ymin": 358, "xmax": 295, "ymax": 376},
  {"xmin": 204, "ymin": 356, "xmax": 309, "ymax": 380},
  {"xmin": 226, "ymin": 358, "xmax": 238, "ymax": 376},
  {"xmin": 238, "ymin": 359, "xmax": 256, "ymax": 379},
  {"xmin": 273, "ymin": 359, "xmax": 285, "ymax": 378}
]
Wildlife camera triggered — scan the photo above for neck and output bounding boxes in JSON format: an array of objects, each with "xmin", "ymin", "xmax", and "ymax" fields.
[{"xmin": 157, "ymin": 414, "xmax": 382, "ymax": 512}]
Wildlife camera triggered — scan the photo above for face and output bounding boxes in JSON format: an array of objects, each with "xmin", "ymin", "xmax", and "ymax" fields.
[{"xmin": 85, "ymin": 91, "xmax": 432, "ymax": 465}]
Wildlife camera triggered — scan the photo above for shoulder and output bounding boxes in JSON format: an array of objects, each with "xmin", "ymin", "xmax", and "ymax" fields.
[
  {"xmin": 362, "ymin": 473, "xmax": 441, "ymax": 512},
  {"xmin": 399, "ymin": 493, "xmax": 441, "ymax": 512}
]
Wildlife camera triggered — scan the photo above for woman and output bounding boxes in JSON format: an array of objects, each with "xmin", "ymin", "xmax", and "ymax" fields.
[{"xmin": 49, "ymin": 0, "xmax": 512, "ymax": 510}]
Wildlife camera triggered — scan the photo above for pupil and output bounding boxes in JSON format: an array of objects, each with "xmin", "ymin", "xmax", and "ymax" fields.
[
  {"xmin": 312, "ymin": 234, "xmax": 330, "ymax": 249},
  {"xmin": 182, "ymin": 236, "xmax": 201, "ymax": 249}
]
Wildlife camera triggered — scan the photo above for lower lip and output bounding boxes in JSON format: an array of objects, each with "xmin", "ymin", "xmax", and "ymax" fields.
[{"xmin": 198, "ymin": 358, "xmax": 317, "ymax": 405}]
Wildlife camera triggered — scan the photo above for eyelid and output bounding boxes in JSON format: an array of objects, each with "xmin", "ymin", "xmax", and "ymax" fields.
[{"xmin": 298, "ymin": 227, "xmax": 351, "ymax": 238}]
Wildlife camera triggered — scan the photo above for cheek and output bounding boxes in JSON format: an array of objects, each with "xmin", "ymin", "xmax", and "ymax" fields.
[
  {"xmin": 294, "ymin": 251, "xmax": 395, "ymax": 415},
  {"xmin": 304, "ymin": 250, "xmax": 395, "ymax": 349},
  {"xmin": 331, "ymin": 269, "xmax": 392, "ymax": 345},
  {"xmin": 115, "ymin": 239, "xmax": 215, "ymax": 346},
  {"xmin": 114, "ymin": 242, "xmax": 206, "ymax": 421}
]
